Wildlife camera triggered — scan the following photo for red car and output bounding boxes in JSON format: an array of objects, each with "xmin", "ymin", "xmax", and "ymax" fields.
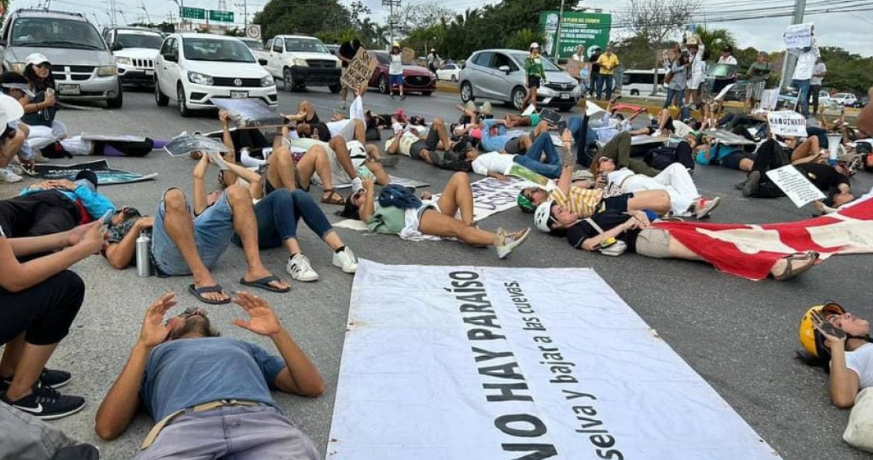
[{"xmin": 368, "ymin": 51, "xmax": 436, "ymax": 96}]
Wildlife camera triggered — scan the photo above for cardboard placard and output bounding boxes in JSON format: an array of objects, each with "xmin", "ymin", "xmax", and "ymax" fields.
[
  {"xmin": 211, "ymin": 98, "xmax": 284, "ymax": 127},
  {"xmin": 341, "ymin": 48, "xmax": 377, "ymax": 93},
  {"xmin": 164, "ymin": 134, "xmax": 229, "ymax": 157},
  {"xmin": 401, "ymin": 47, "xmax": 415, "ymax": 63},
  {"xmin": 760, "ymin": 89, "xmax": 780, "ymax": 111},
  {"xmin": 767, "ymin": 110, "xmax": 807, "ymax": 137},
  {"xmin": 765, "ymin": 164, "xmax": 826, "ymax": 207},
  {"xmin": 784, "ymin": 23, "xmax": 813, "ymax": 49},
  {"xmin": 565, "ymin": 59, "xmax": 582, "ymax": 79}
]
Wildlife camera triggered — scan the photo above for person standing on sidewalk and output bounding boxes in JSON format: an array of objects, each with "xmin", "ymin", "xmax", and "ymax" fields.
[
  {"xmin": 596, "ymin": 46, "xmax": 620, "ymax": 100},
  {"xmin": 810, "ymin": 58, "xmax": 827, "ymax": 115},
  {"xmin": 587, "ymin": 46, "xmax": 601, "ymax": 97},
  {"xmin": 389, "ymin": 44, "xmax": 405, "ymax": 100},
  {"xmin": 521, "ymin": 43, "xmax": 545, "ymax": 112},
  {"xmin": 789, "ymin": 29, "xmax": 819, "ymax": 118}
]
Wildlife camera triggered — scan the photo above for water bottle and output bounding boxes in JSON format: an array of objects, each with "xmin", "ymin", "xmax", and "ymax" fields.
[{"xmin": 136, "ymin": 231, "xmax": 153, "ymax": 277}]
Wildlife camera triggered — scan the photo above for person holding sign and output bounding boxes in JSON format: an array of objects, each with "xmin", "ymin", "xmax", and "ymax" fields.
[
  {"xmin": 787, "ymin": 26, "xmax": 819, "ymax": 118},
  {"xmin": 388, "ymin": 44, "xmax": 405, "ymax": 100},
  {"xmin": 745, "ymin": 52, "xmax": 772, "ymax": 114},
  {"xmin": 338, "ymin": 38, "xmax": 362, "ymax": 110},
  {"xmin": 521, "ymin": 43, "xmax": 545, "ymax": 113}
]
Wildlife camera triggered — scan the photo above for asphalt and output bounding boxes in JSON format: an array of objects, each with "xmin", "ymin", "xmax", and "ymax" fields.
[{"xmin": 2, "ymin": 85, "xmax": 873, "ymax": 460}]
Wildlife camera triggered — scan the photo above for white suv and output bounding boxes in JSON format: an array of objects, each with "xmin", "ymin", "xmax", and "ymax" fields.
[
  {"xmin": 154, "ymin": 33, "xmax": 277, "ymax": 117},
  {"xmin": 105, "ymin": 27, "xmax": 163, "ymax": 87},
  {"xmin": 263, "ymin": 35, "xmax": 341, "ymax": 93}
]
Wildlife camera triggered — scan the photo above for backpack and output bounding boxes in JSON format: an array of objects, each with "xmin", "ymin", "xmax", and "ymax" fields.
[
  {"xmin": 644, "ymin": 141, "xmax": 695, "ymax": 171},
  {"xmin": 378, "ymin": 184, "xmax": 422, "ymax": 209}
]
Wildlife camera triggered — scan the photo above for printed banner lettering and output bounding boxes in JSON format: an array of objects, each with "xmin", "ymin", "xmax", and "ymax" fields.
[
  {"xmin": 435, "ymin": 176, "xmax": 531, "ymax": 221},
  {"xmin": 767, "ymin": 110, "xmax": 807, "ymax": 137},
  {"xmin": 765, "ymin": 164, "xmax": 826, "ymax": 207},
  {"xmin": 328, "ymin": 261, "xmax": 782, "ymax": 459},
  {"xmin": 784, "ymin": 23, "xmax": 813, "ymax": 49}
]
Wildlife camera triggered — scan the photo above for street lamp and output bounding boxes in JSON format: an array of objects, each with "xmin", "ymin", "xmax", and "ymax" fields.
[{"xmin": 168, "ymin": 0, "xmax": 186, "ymax": 30}]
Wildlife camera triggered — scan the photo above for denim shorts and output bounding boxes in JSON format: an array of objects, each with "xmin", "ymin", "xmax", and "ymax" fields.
[
  {"xmin": 151, "ymin": 189, "xmax": 235, "ymax": 276},
  {"xmin": 389, "ymin": 74, "xmax": 404, "ymax": 86}
]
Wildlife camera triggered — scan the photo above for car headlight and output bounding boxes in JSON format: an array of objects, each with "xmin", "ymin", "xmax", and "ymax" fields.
[
  {"xmin": 115, "ymin": 57, "xmax": 132, "ymax": 66},
  {"xmin": 261, "ymin": 74, "xmax": 274, "ymax": 87},
  {"xmin": 9, "ymin": 62, "xmax": 26, "ymax": 73},
  {"xmin": 97, "ymin": 66, "xmax": 118, "ymax": 76},
  {"xmin": 188, "ymin": 71, "xmax": 213, "ymax": 86},
  {"xmin": 293, "ymin": 58, "xmax": 308, "ymax": 67}
]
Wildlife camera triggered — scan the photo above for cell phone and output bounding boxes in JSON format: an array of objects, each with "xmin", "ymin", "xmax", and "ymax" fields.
[
  {"xmin": 557, "ymin": 120, "xmax": 567, "ymax": 133},
  {"xmin": 599, "ymin": 237, "xmax": 617, "ymax": 248}
]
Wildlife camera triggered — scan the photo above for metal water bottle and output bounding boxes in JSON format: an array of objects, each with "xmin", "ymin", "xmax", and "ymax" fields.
[{"xmin": 136, "ymin": 231, "xmax": 153, "ymax": 277}]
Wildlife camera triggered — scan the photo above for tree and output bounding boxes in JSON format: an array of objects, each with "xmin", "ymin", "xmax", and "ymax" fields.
[
  {"xmin": 349, "ymin": 0, "xmax": 372, "ymax": 28},
  {"xmin": 507, "ymin": 29, "xmax": 545, "ymax": 53},
  {"xmin": 694, "ymin": 26, "xmax": 736, "ymax": 57},
  {"xmin": 254, "ymin": 0, "xmax": 353, "ymax": 39},
  {"xmin": 396, "ymin": 1, "xmax": 453, "ymax": 33},
  {"xmin": 623, "ymin": 0, "xmax": 700, "ymax": 45}
]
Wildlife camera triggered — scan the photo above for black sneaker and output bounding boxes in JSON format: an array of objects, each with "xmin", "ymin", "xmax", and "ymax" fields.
[
  {"xmin": 0, "ymin": 368, "xmax": 72, "ymax": 393},
  {"xmin": 742, "ymin": 171, "xmax": 761, "ymax": 197},
  {"xmin": 1, "ymin": 385, "xmax": 85, "ymax": 420}
]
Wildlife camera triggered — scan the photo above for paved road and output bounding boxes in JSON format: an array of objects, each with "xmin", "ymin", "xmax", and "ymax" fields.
[{"xmin": 5, "ymin": 85, "xmax": 873, "ymax": 459}]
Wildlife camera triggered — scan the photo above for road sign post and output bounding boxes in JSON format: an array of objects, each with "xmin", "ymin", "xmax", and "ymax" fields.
[
  {"xmin": 245, "ymin": 24, "xmax": 262, "ymax": 40},
  {"xmin": 180, "ymin": 6, "xmax": 206, "ymax": 20}
]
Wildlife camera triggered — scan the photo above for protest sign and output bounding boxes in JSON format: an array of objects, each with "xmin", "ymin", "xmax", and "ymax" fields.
[
  {"xmin": 766, "ymin": 165, "xmax": 826, "ymax": 207},
  {"xmin": 539, "ymin": 108, "xmax": 562, "ymax": 126},
  {"xmin": 211, "ymin": 98, "xmax": 284, "ymax": 127},
  {"xmin": 565, "ymin": 59, "xmax": 582, "ymax": 79},
  {"xmin": 784, "ymin": 23, "xmax": 813, "ymax": 49},
  {"xmin": 759, "ymin": 89, "xmax": 780, "ymax": 111},
  {"xmin": 401, "ymin": 47, "xmax": 415, "ymax": 63},
  {"xmin": 434, "ymin": 176, "xmax": 531, "ymax": 221},
  {"xmin": 341, "ymin": 48, "xmax": 377, "ymax": 93},
  {"xmin": 80, "ymin": 133, "xmax": 147, "ymax": 142},
  {"xmin": 164, "ymin": 134, "xmax": 229, "ymax": 157},
  {"xmin": 34, "ymin": 160, "xmax": 157, "ymax": 185},
  {"xmin": 767, "ymin": 110, "xmax": 808, "ymax": 137},
  {"xmin": 708, "ymin": 129, "xmax": 758, "ymax": 146},
  {"xmin": 328, "ymin": 260, "xmax": 781, "ymax": 460}
]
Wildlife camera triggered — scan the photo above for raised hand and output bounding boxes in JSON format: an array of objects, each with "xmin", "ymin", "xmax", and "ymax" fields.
[
  {"xmin": 232, "ymin": 291, "xmax": 282, "ymax": 337},
  {"xmin": 139, "ymin": 293, "xmax": 177, "ymax": 347},
  {"xmin": 811, "ymin": 310, "xmax": 847, "ymax": 346}
]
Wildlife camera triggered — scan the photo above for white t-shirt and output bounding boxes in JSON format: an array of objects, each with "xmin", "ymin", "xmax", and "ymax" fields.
[
  {"xmin": 571, "ymin": 53, "xmax": 584, "ymax": 62},
  {"xmin": 845, "ymin": 343, "xmax": 873, "ymax": 390},
  {"xmin": 792, "ymin": 46, "xmax": 819, "ymax": 81},
  {"xmin": 472, "ymin": 152, "xmax": 515, "ymax": 176},
  {"xmin": 717, "ymin": 55, "xmax": 737, "ymax": 65},
  {"xmin": 384, "ymin": 132, "xmax": 421, "ymax": 156},
  {"xmin": 389, "ymin": 54, "xmax": 403, "ymax": 75},
  {"xmin": 811, "ymin": 62, "xmax": 827, "ymax": 86}
]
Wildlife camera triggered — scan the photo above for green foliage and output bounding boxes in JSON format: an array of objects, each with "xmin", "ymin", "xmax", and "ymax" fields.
[
  {"xmin": 506, "ymin": 29, "xmax": 545, "ymax": 52},
  {"xmin": 694, "ymin": 26, "xmax": 736, "ymax": 54},
  {"xmin": 254, "ymin": 0, "xmax": 353, "ymax": 39},
  {"xmin": 315, "ymin": 29, "xmax": 357, "ymax": 46},
  {"xmin": 819, "ymin": 47, "xmax": 873, "ymax": 95}
]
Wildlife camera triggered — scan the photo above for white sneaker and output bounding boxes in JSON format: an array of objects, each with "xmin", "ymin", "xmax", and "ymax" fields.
[
  {"xmin": 0, "ymin": 167, "xmax": 23, "ymax": 183},
  {"xmin": 495, "ymin": 227, "xmax": 531, "ymax": 259},
  {"xmin": 286, "ymin": 254, "xmax": 319, "ymax": 282},
  {"xmin": 332, "ymin": 247, "xmax": 358, "ymax": 274}
]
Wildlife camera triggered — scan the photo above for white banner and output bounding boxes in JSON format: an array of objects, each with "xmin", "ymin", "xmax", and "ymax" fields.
[
  {"xmin": 328, "ymin": 261, "xmax": 781, "ymax": 460},
  {"xmin": 767, "ymin": 110, "xmax": 807, "ymax": 137},
  {"xmin": 435, "ymin": 176, "xmax": 531, "ymax": 221},
  {"xmin": 766, "ymin": 164, "xmax": 826, "ymax": 207},
  {"xmin": 784, "ymin": 23, "xmax": 813, "ymax": 49}
]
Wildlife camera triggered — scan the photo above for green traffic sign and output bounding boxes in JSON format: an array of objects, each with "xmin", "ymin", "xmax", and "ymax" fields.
[
  {"xmin": 180, "ymin": 6, "xmax": 206, "ymax": 20},
  {"xmin": 209, "ymin": 10, "xmax": 234, "ymax": 22},
  {"xmin": 540, "ymin": 11, "xmax": 612, "ymax": 60}
]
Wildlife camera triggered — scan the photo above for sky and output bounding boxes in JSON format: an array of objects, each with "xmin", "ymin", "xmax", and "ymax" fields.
[{"xmin": 10, "ymin": 0, "xmax": 871, "ymax": 56}]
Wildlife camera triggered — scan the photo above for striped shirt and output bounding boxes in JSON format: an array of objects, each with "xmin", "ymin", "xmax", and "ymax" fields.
[{"xmin": 551, "ymin": 187, "xmax": 603, "ymax": 218}]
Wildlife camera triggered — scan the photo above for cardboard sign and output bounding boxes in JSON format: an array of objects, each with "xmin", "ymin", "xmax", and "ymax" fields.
[
  {"xmin": 164, "ymin": 134, "xmax": 229, "ymax": 157},
  {"xmin": 766, "ymin": 164, "xmax": 826, "ymax": 207},
  {"xmin": 401, "ymin": 47, "xmax": 415, "ymax": 63},
  {"xmin": 784, "ymin": 23, "xmax": 813, "ymax": 49},
  {"xmin": 767, "ymin": 110, "xmax": 807, "ymax": 137},
  {"xmin": 341, "ymin": 48, "xmax": 377, "ymax": 93},
  {"xmin": 211, "ymin": 98, "xmax": 284, "ymax": 127},
  {"xmin": 760, "ymin": 89, "xmax": 780, "ymax": 111},
  {"xmin": 565, "ymin": 59, "xmax": 582, "ymax": 79}
]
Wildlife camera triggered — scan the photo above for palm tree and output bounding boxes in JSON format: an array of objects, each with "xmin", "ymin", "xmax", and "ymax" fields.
[{"xmin": 695, "ymin": 26, "xmax": 736, "ymax": 54}]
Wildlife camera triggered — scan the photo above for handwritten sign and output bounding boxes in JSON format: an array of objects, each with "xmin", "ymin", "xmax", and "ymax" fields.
[
  {"xmin": 401, "ymin": 47, "xmax": 415, "ymax": 63},
  {"xmin": 784, "ymin": 23, "xmax": 813, "ymax": 49},
  {"xmin": 760, "ymin": 89, "xmax": 780, "ymax": 111},
  {"xmin": 341, "ymin": 48, "xmax": 377, "ymax": 94},
  {"xmin": 766, "ymin": 164, "xmax": 826, "ymax": 207},
  {"xmin": 565, "ymin": 59, "xmax": 582, "ymax": 79},
  {"xmin": 767, "ymin": 110, "xmax": 807, "ymax": 137}
]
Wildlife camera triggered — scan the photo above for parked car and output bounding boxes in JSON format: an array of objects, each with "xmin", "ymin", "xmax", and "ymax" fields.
[
  {"xmin": 153, "ymin": 33, "xmax": 277, "ymax": 117},
  {"xmin": 459, "ymin": 49, "xmax": 581, "ymax": 110},
  {"xmin": 262, "ymin": 35, "xmax": 341, "ymax": 92},
  {"xmin": 105, "ymin": 27, "xmax": 163, "ymax": 87},
  {"xmin": 368, "ymin": 51, "xmax": 436, "ymax": 96},
  {"xmin": 723, "ymin": 80, "xmax": 749, "ymax": 102},
  {"xmin": 239, "ymin": 38, "xmax": 264, "ymax": 52},
  {"xmin": 0, "ymin": 9, "xmax": 123, "ymax": 108},
  {"xmin": 325, "ymin": 44, "xmax": 340, "ymax": 56},
  {"xmin": 853, "ymin": 97, "xmax": 869, "ymax": 108},
  {"xmin": 832, "ymin": 92, "xmax": 858, "ymax": 107},
  {"xmin": 436, "ymin": 63, "xmax": 461, "ymax": 82}
]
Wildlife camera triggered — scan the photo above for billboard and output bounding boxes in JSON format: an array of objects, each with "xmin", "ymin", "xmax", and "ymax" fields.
[{"xmin": 539, "ymin": 11, "xmax": 611, "ymax": 61}]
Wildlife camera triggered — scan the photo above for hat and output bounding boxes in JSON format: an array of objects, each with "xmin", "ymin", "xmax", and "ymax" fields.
[
  {"xmin": 25, "ymin": 53, "xmax": 50, "ymax": 67},
  {"xmin": 481, "ymin": 101, "xmax": 493, "ymax": 116},
  {"xmin": 0, "ymin": 94, "xmax": 24, "ymax": 126},
  {"xmin": 530, "ymin": 42, "xmax": 539, "ymax": 49},
  {"xmin": 392, "ymin": 42, "xmax": 400, "ymax": 48},
  {"xmin": 685, "ymin": 38, "xmax": 699, "ymax": 46},
  {"xmin": 75, "ymin": 170, "xmax": 99, "ymax": 190},
  {"xmin": 464, "ymin": 100, "xmax": 476, "ymax": 112},
  {"xmin": 1, "ymin": 83, "xmax": 34, "ymax": 98}
]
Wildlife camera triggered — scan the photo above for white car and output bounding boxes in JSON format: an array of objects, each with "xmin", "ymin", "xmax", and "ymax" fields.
[
  {"xmin": 154, "ymin": 33, "xmax": 277, "ymax": 117},
  {"xmin": 832, "ymin": 92, "xmax": 858, "ymax": 107},
  {"xmin": 105, "ymin": 27, "xmax": 163, "ymax": 87},
  {"xmin": 436, "ymin": 63, "xmax": 461, "ymax": 83},
  {"xmin": 263, "ymin": 35, "xmax": 341, "ymax": 92}
]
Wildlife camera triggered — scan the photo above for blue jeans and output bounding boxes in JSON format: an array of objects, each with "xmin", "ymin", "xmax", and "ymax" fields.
[
  {"xmin": 512, "ymin": 132, "xmax": 561, "ymax": 178},
  {"xmin": 152, "ymin": 189, "xmax": 234, "ymax": 276},
  {"xmin": 233, "ymin": 189, "xmax": 334, "ymax": 249},
  {"xmin": 596, "ymin": 73, "xmax": 613, "ymax": 100},
  {"xmin": 792, "ymin": 79, "xmax": 811, "ymax": 117},
  {"xmin": 664, "ymin": 88, "xmax": 685, "ymax": 109}
]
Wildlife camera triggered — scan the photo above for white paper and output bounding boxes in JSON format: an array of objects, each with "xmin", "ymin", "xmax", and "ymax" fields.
[
  {"xmin": 767, "ymin": 111, "xmax": 808, "ymax": 137},
  {"xmin": 784, "ymin": 23, "xmax": 814, "ymax": 49},
  {"xmin": 765, "ymin": 164, "xmax": 826, "ymax": 207},
  {"xmin": 760, "ymin": 89, "xmax": 781, "ymax": 111},
  {"xmin": 328, "ymin": 261, "xmax": 781, "ymax": 460}
]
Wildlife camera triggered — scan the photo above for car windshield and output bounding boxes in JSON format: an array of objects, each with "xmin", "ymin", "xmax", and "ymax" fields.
[
  {"xmin": 11, "ymin": 17, "xmax": 105, "ymax": 50},
  {"xmin": 183, "ymin": 38, "xmax": 255, "ymax": 63},
  {"xmin": 116, "ymin": 32, "xmax": 163, "ymax": 50},
  {"xmin": 240, "ymin": 39, "xmax": 263, "ymax": 51},
  {"xmin": 283, "ymin": 38, "xmax": 328, "ymax": 53},
  {"xmin": 510, "ymin": 52, "xmax": 561, "ymax": 71}
]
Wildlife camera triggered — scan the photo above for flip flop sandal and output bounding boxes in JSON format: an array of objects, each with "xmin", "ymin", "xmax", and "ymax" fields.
[
  {"xmin": 240, "ymin": 275, "xmax": 291, "ymax": 293},
  {"xmin": 773, "ymin": 251, "xmax": 820, "ymax": 281},
  {"xmin": 188, "ymin": 284, "xmax": 231, "ymax": 305},
  {"xmin": 321, "ymin": 189, "xmax": 345, "ymax": 205}
]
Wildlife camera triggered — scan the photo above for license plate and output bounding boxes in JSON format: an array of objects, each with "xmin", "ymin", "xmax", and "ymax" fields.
[
  {"xmin": 230, "ymin": 91, "xmax": 248, "ymax": 99},
  {"xmin": 57, "ymin": 84, "xmax": 81, "ymax": 96},
  {"xmin": 560, "ymin": 93, "xmax": 570, "ymax": 100},
  {"xmin": 145, "ymin": 70, "xmax": 154, "ymax": 76}
]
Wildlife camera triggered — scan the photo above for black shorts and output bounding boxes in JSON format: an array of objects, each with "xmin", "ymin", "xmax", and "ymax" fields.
[
  {"xmin": 504, "ymin": 137, "xmax": 523, "ymax": 154},
  {"xmin": 528, "ymin": 76, "xmax": 541, "ymax": 89},
  {"xmin": 602, "ymin": 193, "xmax": 634, "ymax": 213},
  {"xmin": 0, "ymin": 270, "xmax": 85, "ymax": 346},
  {"xmin": 409, "ymin": 128, "xmax": 441, "ymax": 160},
  {"xmin": 720, "ymin": 151, "xmax": 756, "ymax": 170}
]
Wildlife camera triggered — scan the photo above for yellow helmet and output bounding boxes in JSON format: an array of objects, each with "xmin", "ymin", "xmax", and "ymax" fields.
[{"xmin": 799, "ymin": 302, "xmax": 846, "ymax": 358}]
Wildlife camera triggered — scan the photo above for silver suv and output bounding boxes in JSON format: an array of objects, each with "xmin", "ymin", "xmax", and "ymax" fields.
[
  {"xmin": 459, "ymin": 49, "xmax": 581, "ymax": 111},
  {"xmin": 0, "ymin": 9, "xmax": 123, "ymax": 108}
]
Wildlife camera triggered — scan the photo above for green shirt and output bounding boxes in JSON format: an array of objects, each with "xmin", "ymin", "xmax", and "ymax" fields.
[
  {"xmin": 525, "ymin": 56, "xmax": 545, "ymax": 78},
  {"xmin": 747, "ymin": 62, "xmax": 771, "ymax": 82},
  {"xmin": 366, "ymin": 204, "xmax": 406, "ymax": 235}
]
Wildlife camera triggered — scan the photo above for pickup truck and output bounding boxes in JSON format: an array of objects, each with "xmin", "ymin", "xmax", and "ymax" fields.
[{"xmin": 262, "ymin": 35, "xmax": 341, "ymax": 93}]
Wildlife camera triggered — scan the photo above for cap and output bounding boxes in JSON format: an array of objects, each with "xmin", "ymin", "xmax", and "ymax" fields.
[
  {"xmin": 481, "ymin": 101, "xmax": 493, "ymax": 116},
  {"xmin": 530, "ymin": 42, "xmax": 539, "ymax": 49},
  {"xmin": 0, "ymin": 93, "xmax": 24, "ymax": 127},
  {"xmin": 25, "ymin": 53, "xmax": 50, "ymax": 67},
  {"xmin": 1, "ymin": 83, "xmax": 34, "ymax": 98},
  {"xmin": 685, "ymin": 38, "xmax": 699, "ymax": 46}
]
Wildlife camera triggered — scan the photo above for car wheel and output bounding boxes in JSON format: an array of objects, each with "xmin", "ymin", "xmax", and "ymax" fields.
[
  {"xmin": 283, "ymin": 68, "xmax": 296, "ymax": 92},
  {"xmin": 631, "ymin": 89, "xmax": 639, "ymax": 96},
  {"xmin": 379, "ymin": 75, "xmax": 388, "ymax": 94},
  {"xmin": 450, "ymin": 74, "xmax": 457, "ymax": 83},
  {"xmin": 177, "ymin": 84, "xmax": 192, "ymax": 117},
  {"xmin": 460, "ymin": 81, "xmax": 473, "ymax": 102},
  {"xmin": 155, "ymin": 81, "xmax": 169, "ymax": 106},
  {"xmin": 329, "ymin": 83, "xmax": 341, "ymax": 94},
  {"xmin": 511, "ymin": 86, "xmax": 527, "ymax": 110},
  {"xmin": 107, "ymin": 85, "xmax": 123, "ymax": 109}
]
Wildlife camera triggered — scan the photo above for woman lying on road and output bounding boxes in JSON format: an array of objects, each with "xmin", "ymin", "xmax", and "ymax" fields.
[
  {"xmin": 339, "ymin": 173, "xmax": 530, "ymax": 259},
  {"xmin": 533, "ymin": 199, "xmax": 819, "ymax": 281}
]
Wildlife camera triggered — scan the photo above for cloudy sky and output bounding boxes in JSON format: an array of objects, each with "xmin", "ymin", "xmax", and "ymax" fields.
[{"xmin": 11, "ymin": 0, "xmax": 871, "ymax": 56}]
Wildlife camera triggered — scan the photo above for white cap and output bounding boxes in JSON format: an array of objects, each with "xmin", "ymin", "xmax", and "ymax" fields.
[
  {"xmin": 25, "ymin": 53, "xmax": 51, "ymax": 67},
  {"xmin": 0, "ymin": 94, "xmax": 25, "ymax": 127},
  {"xmin": 530, "ymin": 42, "xmax": 539, "ymax": 49},
  {"xmin": 1, "ymin": 83, "xmax": 34, "ymax": 98}
]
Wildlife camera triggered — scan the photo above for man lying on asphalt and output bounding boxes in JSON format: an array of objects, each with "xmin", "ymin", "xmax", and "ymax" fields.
[{"xmin": 94, "ymin": 292, "xmax": 324, "ymax": 460}]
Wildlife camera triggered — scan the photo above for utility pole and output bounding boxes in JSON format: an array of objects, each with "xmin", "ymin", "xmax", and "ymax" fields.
[
  {"xmin": 382, "ymin": 0, "xmax": 400, "ymax": 48},
  {"xmin": 555, "ymin": 0, "xmax": 566, "ymax": 61},
  {"xmin": 779, "ymin": 0, "xmax": 807, "ymax": 89},
  {"xmin": 233, "ymin": 1, "xmax": 247, "ymax": 28},
  {"xmin": 109, "ymin": 0, "xmax": 117, "ymax": 27},
  {"xmin": 140, "ymin": 2, "xmax": 152, "ymax": 24}
]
